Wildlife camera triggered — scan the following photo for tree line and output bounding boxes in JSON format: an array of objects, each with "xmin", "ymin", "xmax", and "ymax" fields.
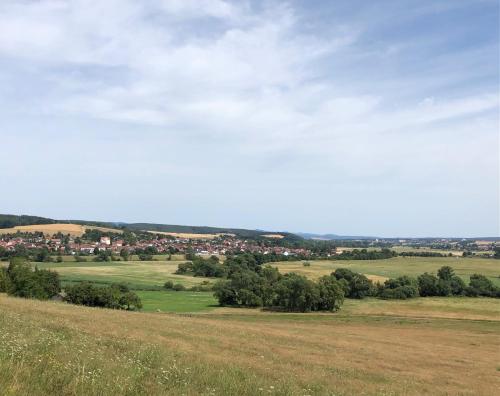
[{"xmin": 0, "ymin": 257, "xmax": 142, "ymax": 310}]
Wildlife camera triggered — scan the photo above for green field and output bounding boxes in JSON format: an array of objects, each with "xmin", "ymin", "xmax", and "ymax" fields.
[
  {"xmin": 37, "ymin": 259, "xmax": 213, "ymax": 290},
  {"xmin": 273, "ymin": 256, "xmax": 500, "ymax": 286},
  {"xmin": 136, "ymin": 291, "xmax": 217, "ymax": 313}
]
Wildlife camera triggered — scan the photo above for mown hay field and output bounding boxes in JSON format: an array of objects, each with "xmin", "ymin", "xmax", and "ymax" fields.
[
  {"xmin": 0, "ymin": 294, "xmax": 498, "ymax": 396},
  {"xmin": 0, "ymin": 223, "xmax": 122, "ymax": 237},
  {"xmin": 273, "ymin": 256, "xmax": 500, "ymax": 286},
  {"xmin": 146, "ymin": 231, "xmax": 234, "ymax": 239}
]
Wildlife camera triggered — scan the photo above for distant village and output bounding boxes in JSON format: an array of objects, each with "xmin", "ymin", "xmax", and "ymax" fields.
[
  {"xmin": 0, "ymin": 230, "xmax": 318, "ymax": 258},
  {"xmin": 0, "ymin": 227, "xmax": 497, "ymax": 259}
]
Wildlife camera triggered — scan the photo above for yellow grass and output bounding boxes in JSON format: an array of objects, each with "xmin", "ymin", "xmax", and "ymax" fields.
[
  {"xmin": 261, "ymin": 234, "xmax": 285, "ymax": 239},
  {"xmin": 0, "ymin": 223, "xmax": 122, "ymax": 237},
  {"xmin": 146, "ymin": 230, "xmax": 234, "ymax": 239},
  {"xmin": 0, "ymin": 294, "xmax": 499, "ymax": 395}
]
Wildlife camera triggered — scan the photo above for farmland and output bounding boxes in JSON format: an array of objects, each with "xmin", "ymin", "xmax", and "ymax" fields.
[
  {"xmin": 0, "ymin": 223, "xmax": 122, "ymax": 237},
  {"xmin": 0, "ymin": 293, "xmax": 499, "ymax": 395},
  {"xmin": 37, "ymin": 259, "xmax": 212, "ymax": 289},
  {"xmin": 272, "ymin": 256, "xmax": 500, "ymax": 286}
]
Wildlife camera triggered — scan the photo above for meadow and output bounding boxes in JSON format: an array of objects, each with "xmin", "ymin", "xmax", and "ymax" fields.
[
  {"xmin": 272, "ymin": 256, "xmax": 500, "ymax": 286},
  {"xmin": 0, "ymin": 294, "xmax": 498, "ymax": 395},
  {"xmin": 37, "ymin": 259, "xmax": 213, "ymax": 290},
  {"xmin": 24, "ymin": 255, "xmax": 499, "ymax": 313}
]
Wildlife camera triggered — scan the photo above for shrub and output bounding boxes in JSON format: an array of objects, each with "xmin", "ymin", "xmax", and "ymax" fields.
[
  {"xmin": 64, "ymin": 282, "xmax": 142, "ymax": 310},
  {"xmin": 172, "ymin": 283, "xmax": 186, "ymax": 291},
  {"xmin": 163, "ymin": 280, "xmax": 174, "ymax": 290},
  {"xmin": 4, "ymin": 257, "xmax": 60, "ymax": 300},
  {"xmin": 379, "ymin": 276, "xmax": 419, "ymax": 299},
  {"xmin": 333, "ymin": 268, "xmax": 374, "ymax": 299},
  {"xmin": 466, "ymin": 274, "xmax": 500, "ymax": 297},
  {"xmin": 418, "ymin": 272, "xmax": 440, "ymax": 297}
]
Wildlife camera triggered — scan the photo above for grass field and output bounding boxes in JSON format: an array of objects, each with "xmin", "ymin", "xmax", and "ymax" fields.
[
  {"xmin": 273, "ymin": 256, "xmax": 500, "ymax": 286},
  {"xmin": 0, "ymin": 223, "xmax": 122, "ymax": 236},
  {"xmin": 37, "ymin": 260, "xmax": 213, "ymax": 290},
  {"xmin": 136, "ymin": 291, "xmax": 217, "ymax": 313},
  {"xmin": 0, "ymin": 294, "xmax": 498, "ymax": 395}
]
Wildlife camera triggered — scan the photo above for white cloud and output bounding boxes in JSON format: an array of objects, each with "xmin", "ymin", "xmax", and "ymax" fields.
[{"xmin": 0, "ymin": 0, "xmax": 497, "ymax": 236}]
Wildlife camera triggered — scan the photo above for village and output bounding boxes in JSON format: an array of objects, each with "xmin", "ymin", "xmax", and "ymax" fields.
[{"xmin": 0, "ymin": 230, "xmax": 319, "ymax": 258}]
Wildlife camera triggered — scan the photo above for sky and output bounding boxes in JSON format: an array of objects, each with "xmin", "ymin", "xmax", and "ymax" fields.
[{"xmin": 0, "ymin": 0, "xmax": 498, "ymax": 237}]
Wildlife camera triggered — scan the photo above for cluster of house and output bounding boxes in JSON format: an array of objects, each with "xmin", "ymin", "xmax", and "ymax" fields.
[{"xmin": 0, "ymin": 233, "xmax": 319, "ymax": 257}]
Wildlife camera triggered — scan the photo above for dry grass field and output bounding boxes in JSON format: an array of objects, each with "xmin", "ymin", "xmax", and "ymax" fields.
[
  {"xmin": 0, "ymin": 223, "xmax": 122, "ymax": 237},
  {"xmin": 146, "ymin": 231, "xmax": 234, "ymax": 239},
  {"xmin": 0, "ymin": 294, "xmax": 498, "ymax": 395}
]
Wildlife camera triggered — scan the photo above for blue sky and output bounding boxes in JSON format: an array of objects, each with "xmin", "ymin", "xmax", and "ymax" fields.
[{"xmin": 0, "ymin": 0, "xmax": 498, "ymax": 237}]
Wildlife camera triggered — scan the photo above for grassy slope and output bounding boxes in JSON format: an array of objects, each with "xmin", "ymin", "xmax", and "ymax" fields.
[
  {"xmin": 0, "ymin": 294, "xmax": 499, "ymax": 396},
  {"xmin": 273, "ymin": 256, "xmax": 500, "ymax": 286}
]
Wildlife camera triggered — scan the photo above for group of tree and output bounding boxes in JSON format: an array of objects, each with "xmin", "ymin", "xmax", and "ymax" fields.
[
  {"xmin": 64, "ymin": 282, "xmax": 142, "ymax": 310},
  {"xmin": 334, "ymin": 248, "xmax": 397, "ymax": 260},
  {"xmin": 378, "ymin": 266, "xmax": 500, "ymax": 299},
  {"xmin": 398, "ymin": 251, "xmax": 450, "ymax": 257},
  {"xmin": 0, "ymin": 257, "xmax": 60, "ymax": 299},
  {"xmin": 211, "ymin": 254, "xmax": 345, "ymax": 312},
  {"xmin": 214, "ymin": 268, "xmax": 345, "ymax": 312},
  {"xmin": 176, "ymin": 255, "xmax": 226, "ymax": 277}
]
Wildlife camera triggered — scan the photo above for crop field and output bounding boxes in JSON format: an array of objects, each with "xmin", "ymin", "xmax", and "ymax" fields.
[
  {"xmin": 37, "ymin": 260, "xmax": 212, "ymax": 290},
  {"xmin": 273, "ymin": 256, "xmax": 500, "ymax": 286},
  {"xmin": 0, "ymin": 223, "xmax": 122, "ymax": 236},
  {"xmin": 0, "ymin": 294, "xmax": 499, "ymax": 395},
  {"xmin": 146, "ymin": 231, "xmax": 234, "ymax": 239}
]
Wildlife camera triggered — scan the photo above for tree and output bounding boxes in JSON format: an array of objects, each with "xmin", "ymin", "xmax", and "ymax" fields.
[
  {"xmin": 466, "ymin": 274, "xmax": 499, "ymax": 297},
  {"xmin": 273, "ymin": 273, "xmax": 319, "ymax": 312},
  {"xmin": 64, "ymin": 282, "xmax": 142, "ymax": 310},
  {"xmin": 379, "ymin": 276, "xmax": 419, "ymax": 299},
  {"xmin": 418, "ymin": 273, "xmax": 439, "ymax": 297},
  {"xmin": 333, "ymin": 268, "xmax": 373, "ymax": 299},
  {"xmin": 5, "ymin": 257, "xmax": 60, "ymax": 300},
  {"xmin": 164, "ymin": 280, "xmax": 174, "ymax": 290},
  {"xmin": 120, "ymin": 248, "xmax": 129, "ymax": 261},
  {"xmin": 437, "ymin": 266, "xmax": 454, "ymax": 282},
  {"xmin": 316, "ymin": 276, "xmax": 344, "ymax": 311},
  {"xmin": 119, "ymin": 291, "xmax": 143, "ymax": 310}
]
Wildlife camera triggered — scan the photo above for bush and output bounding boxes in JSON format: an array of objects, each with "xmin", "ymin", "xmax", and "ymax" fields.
[
  {"xmin": 163, "ymin": 280, "xmax": 174, "ymax": 290},
  {"xmin": 64, "ymin": 282, "xmax": 142, "ymax": 310},
  {"xmin": 379, "ymin": 276, "xmax": 419, "ymax": 299},
  {"xmin": 333, "ymin": 268, "xmax": 373, "ymax": 299},
  {"xmin": 302, "ymin": 261, "xmax": 311, "ymax": 267},
  {"xmin": 138, "ymin": 254, "xmax": 153, "ymax": 261},
  {"xmin": 466, "ymin": 274, "xmax": 500, "ymax": 297},
  {"xmin": 4, "ymin": 257, "xmax": 60, "ymax": 300},
  {"xmin": 172, "ymin": 283, "xmax": 186, "ymax": 291},
  {"xmin": 417, "ymin": 272, "xmax": 440, "ymax": 296}
]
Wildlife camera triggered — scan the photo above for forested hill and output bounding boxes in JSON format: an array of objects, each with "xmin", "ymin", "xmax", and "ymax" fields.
[
  {"xmin": 0, "ymin": 214, "xmax": 300, "ymax": 240},
  {"xmin": 0, "ymin": 214, "xmax": 57, "ymax": 228}
]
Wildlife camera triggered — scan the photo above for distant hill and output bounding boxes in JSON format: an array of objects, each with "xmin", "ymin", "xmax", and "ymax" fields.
[
  {"xmin": 0, "ymin": 214, "xmax": 299, "ymax": 240},
  {"xmin": 297, "ymin": 232, "xmax": 377, "ymax": 240}
]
